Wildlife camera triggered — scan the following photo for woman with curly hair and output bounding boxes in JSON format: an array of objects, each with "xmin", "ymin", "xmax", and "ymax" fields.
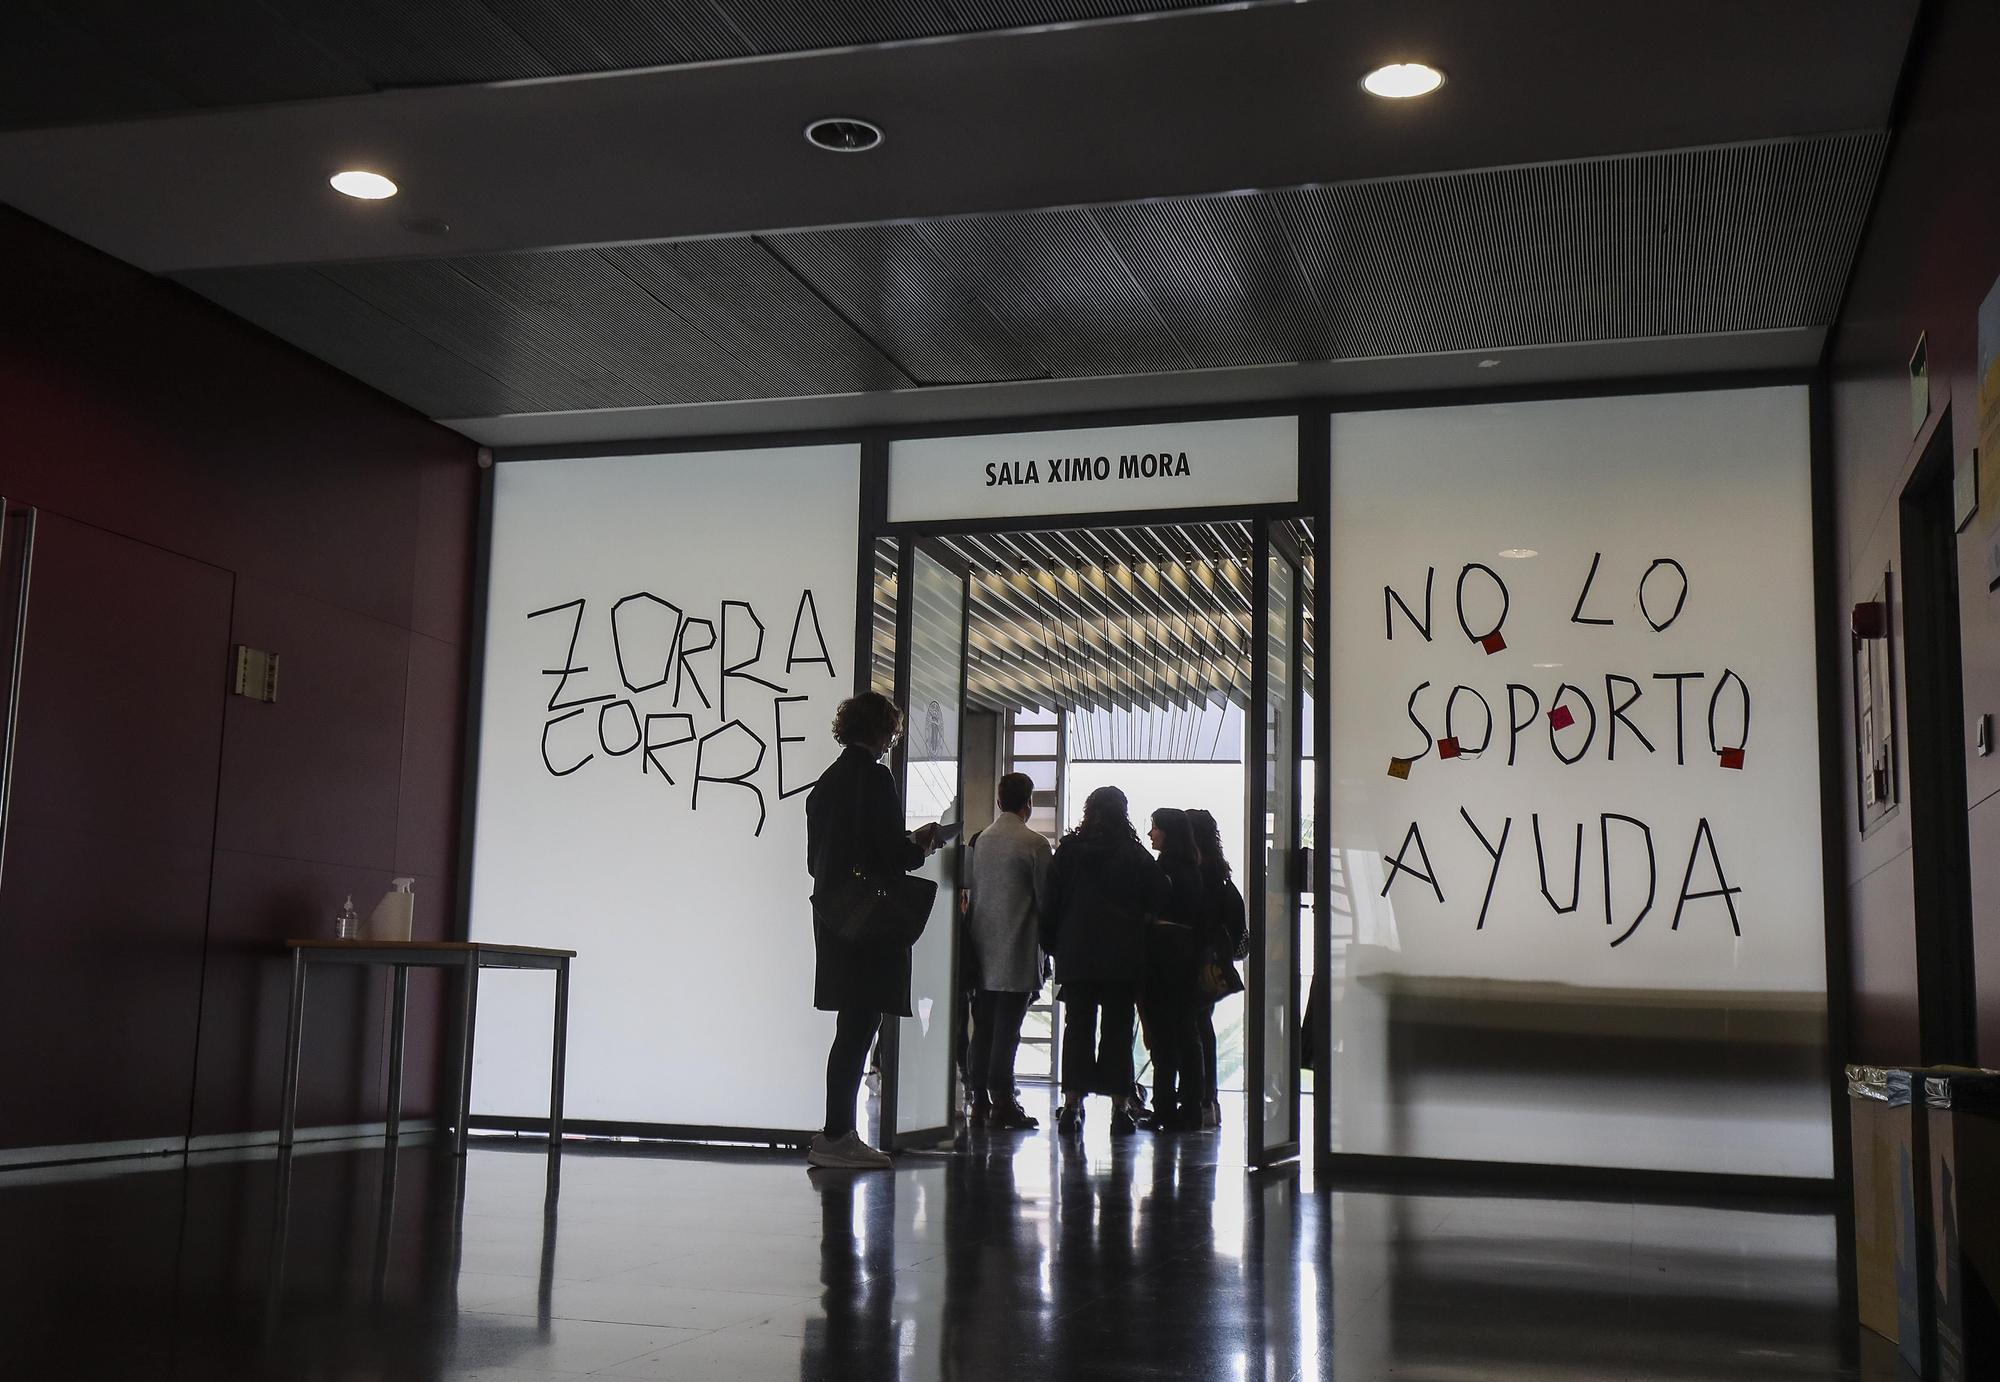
[
  {"xmin": 1140, "ymin": 807, "xmax": 1208, "ymax": 1131},
  {"xmin": 804, "ymin": 692, "xmax": 939, "ymax": 1170},
  {"xmin": 1186, "ymin": 807, "xmax": 1247, "ymax": 1130},
  {"xmin": 1041, "ymin": 785, "xmax": 1169, "ymax": 1138}
]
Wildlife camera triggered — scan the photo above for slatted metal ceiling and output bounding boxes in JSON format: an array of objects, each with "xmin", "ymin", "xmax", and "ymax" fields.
[
  {"xmin": 874, "ymin": 522, "xmax": 1316, "ymax": 716},
  {"xmin": 0, "ymin": 0, "xmax": 1239, "ymax": 131},
  {"xmin": 176, "ymin": 132, "xmax": 1885, "ymax": 422}
]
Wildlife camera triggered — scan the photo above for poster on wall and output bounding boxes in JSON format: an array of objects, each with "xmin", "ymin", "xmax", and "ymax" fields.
[
  {"xmin": 1328, "ymin": 388, "xmax": 1829, "ymax": 1177},
  {"xmin": 470, "ymin": 445, "xmax": 860, "ymax": 1132},
  {"xmin": 1978, "ymin": 272, "xmax": 2000, "ymax": 541}
]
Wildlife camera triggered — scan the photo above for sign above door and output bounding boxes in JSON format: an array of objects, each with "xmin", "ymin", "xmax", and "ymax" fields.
[{"xmin": 887, "ymin": 415, "xmax": 1297, "ymax": 523}]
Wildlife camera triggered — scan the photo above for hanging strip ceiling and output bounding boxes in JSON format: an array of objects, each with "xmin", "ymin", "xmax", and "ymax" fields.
[{"xmin": 874, "ymin": 520, "xmax": 1316, "ymax": 715}]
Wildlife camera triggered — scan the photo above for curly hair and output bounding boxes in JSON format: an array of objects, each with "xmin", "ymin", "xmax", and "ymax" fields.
[
  {"xmin": 1067, "ymin": 784, "xmax": 1138, "ymax": 844},
  {"xmin": 1186, "ymin": 808, "xmax": 1233, "ymax": 881},
  {"xmin": 830, "ymin": 691, "xmax": 903, "ymax": 748},
  {"xmin": 1150, "ymin": 806, "xmax": 1199, "ymax": 867}
]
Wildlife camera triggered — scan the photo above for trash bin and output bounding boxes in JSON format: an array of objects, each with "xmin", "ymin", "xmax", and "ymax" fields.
[
  {"xmin": 1924, "ymin": 1069, "xmax": 2000, "ymax": 1382},
  {"xmin": 1847, "ymin": 1064, "xmax": 1932, "ymax": 1370}
]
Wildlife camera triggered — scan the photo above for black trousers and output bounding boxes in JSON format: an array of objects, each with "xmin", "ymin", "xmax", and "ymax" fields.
[
  {"xmin": 1060, "ymin": 990, "xmax": 1136, "ymax": 1097},
  {"xmin": 967, "ymin": 990, "xmax": 1033, "ymax": 1100},
  {"xmin": 1143, "ymin": 925, "xmax": 1204, "ymax": 1116},
  {"xmin": 1197, "ymin": 1003, "xmax": 1219, "ymax": 1104},
  {"xmin": 824, "ymin": 1007, "xmax": 879, "ymax": 1136}
]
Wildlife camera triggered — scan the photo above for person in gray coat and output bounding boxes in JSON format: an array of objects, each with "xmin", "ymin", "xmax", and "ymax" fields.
[{"xmin": 963, "ymin": 772, "xmax": 1052, "ymax": 1129}]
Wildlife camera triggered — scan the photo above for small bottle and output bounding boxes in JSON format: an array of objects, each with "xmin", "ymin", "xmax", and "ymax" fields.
[{"xmin": 335, "ymin": 894, "xmax": 360, "ymax": 941}]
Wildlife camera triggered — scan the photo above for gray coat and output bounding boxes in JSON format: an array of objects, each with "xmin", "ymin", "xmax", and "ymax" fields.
[{"xmin": 964, "ymin": 812, "xmax": 1052, "ymax": 992}]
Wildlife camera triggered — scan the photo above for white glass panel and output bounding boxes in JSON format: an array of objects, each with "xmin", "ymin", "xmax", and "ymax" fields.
[
  {"xmin": 897, "ymin": 549, "xmax": 964, "ymax": 1136},
  {"xmin": 1325, "ymin": 389, "xmax": 1828, "ymax": 1176},
  {"xmin": 1262, "ymin": 553, "xmax": 1298, "ymax": 1153},
  {"xmin": 471, "ymin": 445, "xmax": 858, "ymax": 1130}
]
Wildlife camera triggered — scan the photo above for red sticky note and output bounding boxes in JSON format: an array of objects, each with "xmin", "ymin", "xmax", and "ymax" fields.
[
  {"xmin": 1481, "ymin": 631, "xmax": 1507, "ymax": 655},
  {"xmin": 1387, "ymin": 757, "xmax": 1412, "ymax": 780},
  {"xmin": 1720, "ymin": 747, "xmax": 1745, "ymax": 770},
  {"xmin": 1548, "ymin": 705, "xmax": 1575, "ymax": 730},
  {"xmin": 1437, "ymin": 737, "xmax": 1461, "ymax": 759}
]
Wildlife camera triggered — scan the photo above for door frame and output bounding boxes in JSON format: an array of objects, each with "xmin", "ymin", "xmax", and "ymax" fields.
[
  {"xmin": 1247, "ymin": 517, "xmax": 1306, "ymax": 1167},
  {"xmin": 879, "ymin": 536, "xmax": 972, "ymax": 1149},
  {"xmin": 1897, "ymin": 410, "xmax": 1979, "ymax": 1064}
]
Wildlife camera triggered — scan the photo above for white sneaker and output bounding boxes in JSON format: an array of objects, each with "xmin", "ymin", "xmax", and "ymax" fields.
[{"xmin": 807, "ymin": 1131, "xmax": 893, "ymax": 1170}]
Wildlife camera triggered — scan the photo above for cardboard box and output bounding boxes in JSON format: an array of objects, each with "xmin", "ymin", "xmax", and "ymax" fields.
[
  {"xmin": 1926, "ymin": 1070, "xmax": 2000, "ymax": 1382},
  {"xmin": 1849, "ymin": 1065, "xmax": 1902, "ymax": 1343},
  {"xmin": 1848, "ymin": 1063, "xmax": 1933, "ymax": 1371}
]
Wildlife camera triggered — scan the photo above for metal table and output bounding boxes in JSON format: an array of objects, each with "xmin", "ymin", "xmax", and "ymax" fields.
[{"xmin": 280, "ymin": 940, "xmax": 575, "ymax": 1156}]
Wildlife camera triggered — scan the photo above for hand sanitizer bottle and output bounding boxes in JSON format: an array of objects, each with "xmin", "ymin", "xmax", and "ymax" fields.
[{"xmin": 335, "ymin": 894, "xmax": 361, "ymax": 940}]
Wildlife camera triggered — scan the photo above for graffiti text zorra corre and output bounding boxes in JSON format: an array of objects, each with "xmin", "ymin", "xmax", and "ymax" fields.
[{"xmin": 529, "ymin": 589, "xmax": 836, "ymax": 837}]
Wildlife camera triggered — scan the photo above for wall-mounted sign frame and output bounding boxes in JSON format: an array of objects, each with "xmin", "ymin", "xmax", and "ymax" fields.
[
  {"xmin": 887, "ymin": 414, "xmax": 1296, "ymax": 524},
  {"xmin": 1854, "ymin": 568, "xmax": 1899, "ymax": 832}
]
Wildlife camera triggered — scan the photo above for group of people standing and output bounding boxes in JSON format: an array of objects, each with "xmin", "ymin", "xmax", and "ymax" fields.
[
  {"xmin": 1037, "ymin": 786, "xmax": 1247, "ymax": 1137},
  {"xmin": 805, "ymin": 692, "xmax": 1247, "ymax": 1171}
]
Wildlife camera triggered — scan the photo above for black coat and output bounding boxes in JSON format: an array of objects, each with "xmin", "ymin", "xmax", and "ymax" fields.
[
  {"xmin": 1040, "ymin": 830, "xmax": 1169, "ymax": 991},
  {"xmin": 805, "ymin": 744, "xmax": 927, "ymax": 1016}
]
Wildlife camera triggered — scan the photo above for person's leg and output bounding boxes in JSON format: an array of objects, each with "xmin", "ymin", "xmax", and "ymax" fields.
[
  {"xmin": 967, "ymin": 991, "xmax": 998, "ymax": 1097},
  {"xmin": 1198, "ymin": 1002, "xmax": 1220, "ymax": 1123},
  {"xmin": 1059, "ymin": 998, "xmax": 1098, "ymax": 1130},
  {"xmin": 1100, "ymin": 997, "xmax": 1136, "ymax": 1100},
  {"xmin": 987, "ymin": 991, "xmax": 1031, "ymax": 1102},
  {"xmin": 824, "ymin": 1007, "xmax": 878, "ymax": 1137}
]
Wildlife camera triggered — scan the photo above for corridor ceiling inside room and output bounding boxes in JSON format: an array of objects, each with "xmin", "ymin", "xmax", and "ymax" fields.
[{"xmin": 0, "ymin": 1, "xmax": 1920, "ymax": 444}]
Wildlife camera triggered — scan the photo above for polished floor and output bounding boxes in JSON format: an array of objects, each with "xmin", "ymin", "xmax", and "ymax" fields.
[{"xmin": 4, "ymin": 1094, "xmax": 1901, "ymax": 1382}]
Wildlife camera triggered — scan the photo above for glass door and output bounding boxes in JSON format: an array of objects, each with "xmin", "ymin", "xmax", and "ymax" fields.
[
  {"xmin": 1247, "ymin": 520, "xmax": 1303, "ymax": 1166},
  {"xmin": 884, "ymin": 540, "xmax": 968, "ymax": 1147}
]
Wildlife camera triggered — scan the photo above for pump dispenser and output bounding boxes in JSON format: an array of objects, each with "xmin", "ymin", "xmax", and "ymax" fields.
[
  {"xmin": 335, "ymin": 894, "xmax": 360, "ymax": 940},
  {"xmin": 368, "ymin": 878, "xmax": 416, "ymax": 942}
]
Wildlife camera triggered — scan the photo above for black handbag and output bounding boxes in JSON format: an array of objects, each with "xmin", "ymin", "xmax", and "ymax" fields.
[
  {"xmin": 819, "ymin": 870, "xmax": 937, "ymax": 948},
  {"xmin": 815, "ymin": 764, "xmax": 939, "ymax": 948}
]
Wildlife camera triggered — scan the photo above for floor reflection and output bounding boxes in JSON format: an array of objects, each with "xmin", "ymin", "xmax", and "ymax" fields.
[{"xmin": 0, "ymin": 1098, "xmax": 1887, "ymax": 1382}]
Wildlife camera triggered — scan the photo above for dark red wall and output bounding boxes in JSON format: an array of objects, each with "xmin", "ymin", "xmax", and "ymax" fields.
[
  {"xmin": 1827, "ymin": 0, "xmax": 2000, "ymax": 1063},
  {"xmin": 0, "ymin": 205, "xmax": 476, "ymax": 1150}
]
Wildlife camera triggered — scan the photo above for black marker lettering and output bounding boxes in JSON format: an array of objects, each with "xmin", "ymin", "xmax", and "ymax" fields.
[
  {"xmin": 1380, "ymin": 821, "xmax": 1444, "ymax": 904},
  {"xmin": 1639, "ymin": 558, "xmax": 1689, "ymax": 632},
  {"xmin": 1532, "ymin": 814, "xmax": 1583, "ymax": 914},
  {"xmin": 1672, "ymin": 818, "xmax": 1742, "ymax": 935},
  {"xmin": 1385, "ymin": 568, "xmax": 1436, "ymax": 642},
  {"xmin": 1570, "ymin": 551, "xmax": 1614, "ymax": 626},
  {"xmin": 1455, "ymin": 562, "xmax": 1510, "ymax": 644},
  {"xmin": 672, "ymin": 617, "xmax": 717, "ymax": 711},
  {"xmin": 1708, "ymin": 668, "xmax": 1751, "ymax": 755},
  {"xmin": 774, "ymin": 694, "xmax": 816, "ymax": 800},
  {"xmin": 1604, "ymin": 674, "xmax": 1656, "ymax": 760},
  {"xmin": 1506, "ymin": 684, "xmax": 1541, "ymax": 765},
  {"xmin": 540, "ymin": 707, "xmax": 593, "ymax": 777},
  {"xmin": 787, "ymin": 589, "xmax": 836, "ymax": 677},
  {"xmin": 1602, "ymin": 813, "xmax": 1658, "ymax": 947},
  {"xmin": 1460, "ymin": 807, "xmax": 1512, "ymax": 930},
  {"xmin": 529, "ymin": 598, "xmax": 612, "ymax": 712},
  {"xmin": 693, "ymin": 720, "xmax": 769, "ymax": 836},
  {"xmin": 609, "ymin": 593, "xmax": 682, "ymax": 694},
  {"xmin": 1652, "ymin": 672, "xmax": 1705, "ymax": 765},
  {"xmin": 720, "ymin": 599, "xmax": 786, "ymax": 721},
  {"xmin": 642, "ymin": 713, "xmax": 694, "ymax": 784}
]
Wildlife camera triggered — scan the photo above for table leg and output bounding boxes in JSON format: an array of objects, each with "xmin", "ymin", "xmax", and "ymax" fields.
[
  {"xmin": 452, "ymin": 956, "xmax": 480, "ymax": 1156},
  {"xmin": 549, "ymin": 959, "xmax": 570, "ymax": 1151},
  {"xmin": 279, "ymin": 949, "xmax": 307, "ymax": 1149},
  {"xmin": 386, "ymin": 965, "xmax": 409, "ymax": 1140}
]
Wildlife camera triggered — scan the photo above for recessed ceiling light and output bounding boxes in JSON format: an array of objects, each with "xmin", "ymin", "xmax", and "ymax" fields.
[
  {"xmin": 1499, "ymin": 549, "xmax": 1538, "ymax": 559},
  {"xmin": 805, "ymin": 117, "xmax": 883, "ymax": 153},
  {"xmin": 330, "ymin": 170, "xmax": 397, "ymax": 200},
  {"xmin": 1362, "ymin": 62, "xmax": 1445, "ymax": 99},
  {"xmin": 1477, "ymin": 358, "xmax": 1502, "ymax": 368},
  {"xmin": 1533, "ymin": 662, "xmax": 1563, "ymax": 669}
]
